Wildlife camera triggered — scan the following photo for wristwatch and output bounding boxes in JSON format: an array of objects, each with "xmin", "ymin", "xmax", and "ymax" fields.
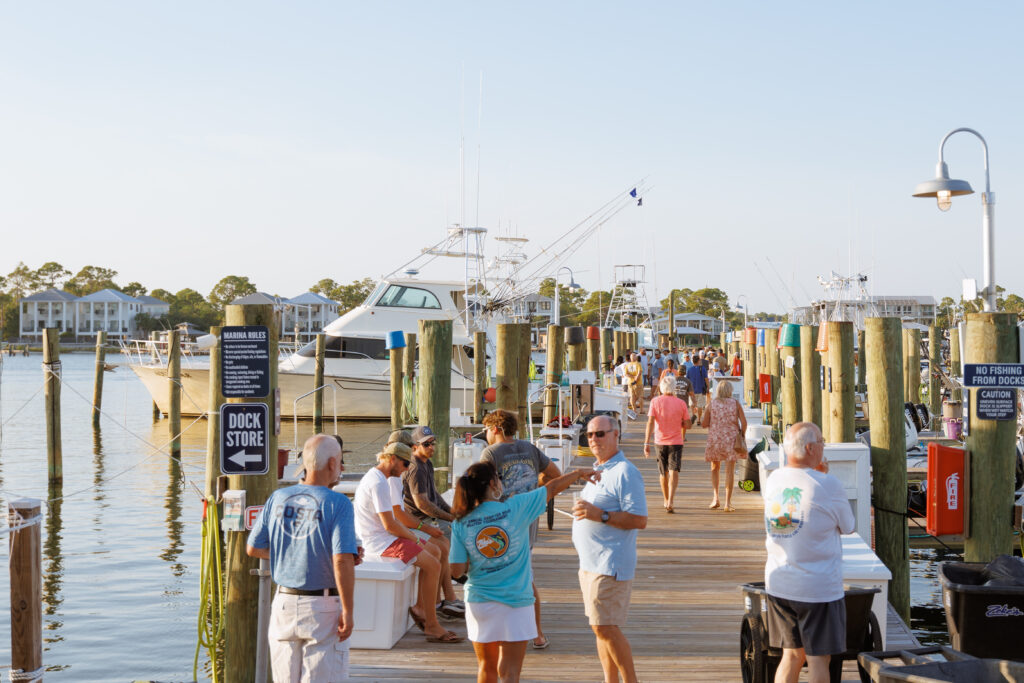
[{"xmin": 600, "ymin": 511, "xmax": 610, "ymax": 524}]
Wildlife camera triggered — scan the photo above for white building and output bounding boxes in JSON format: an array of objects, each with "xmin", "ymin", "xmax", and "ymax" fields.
[
  {"xmin": 19, "ymin": 289, "xmax": 78, "ymax": 337},
  {"xmin": 74, "ymin": 289, "xmax": 146, "ymax": 339},
  {"xmin": 521, "ymin": 293, "xmax": 554, "ymax": 321},
  {"xmin": 136, "ymin": 294, "xmax": 171, "ymax": 318},
  {"xmin": 652, "ymin": 312, "xmax": 725, "ymax": 337},
  {"xmin": 790, "ymin": 295, "xmax": 936, "ymax": 327},
  {"xmin": 283, "ymin": 292, "xmax": 341, "ymax": 343}
]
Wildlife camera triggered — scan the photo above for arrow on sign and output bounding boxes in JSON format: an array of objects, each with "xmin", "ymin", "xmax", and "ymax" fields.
[{"xmin": 228, "ymin": 450, "xmax": 263, "ymax": 468}]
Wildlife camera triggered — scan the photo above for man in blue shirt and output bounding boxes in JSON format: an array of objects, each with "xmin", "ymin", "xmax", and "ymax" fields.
[
  {"xmin": 248, "ymin": 434, "xmax": 360, "ymax": 682},
  {"xmin": 572, "ymin": 415, "xmax": 648, "ymax": 683},
  {"xmin": 686, "ymin": 356, "xmax": 710, "ymax": 423}
]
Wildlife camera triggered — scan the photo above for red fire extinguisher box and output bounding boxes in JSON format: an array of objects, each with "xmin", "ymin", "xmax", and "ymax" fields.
[
  {"xmin": 758, "ymin": 373, "xmax": 773, "ymax": 404},
  {"xmin": 926, "ymin": 443, "xmax": 965, "ymax": 536}
]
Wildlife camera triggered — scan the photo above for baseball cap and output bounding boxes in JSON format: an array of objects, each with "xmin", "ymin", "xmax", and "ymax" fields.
[
  {"xmin": 378, "ymin": 441, "xmax": 412, "ymax": 464},
  {"xmin": 411, "ymin": 425, "xmax": 435, "ymax": 444},
  {"xmin": 386, "ymin": 429, "xmax": 415, "ymax": 447}
]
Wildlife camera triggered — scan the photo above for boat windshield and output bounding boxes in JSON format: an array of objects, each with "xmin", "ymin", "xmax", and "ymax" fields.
[
  {"xmin": 296, "ymin": 335, "xmax": 388, "ymax": 360},
  {"xmin": 375, "ymin": 284, "xmax": 441, "ymax": 310},
  {"xmin": 363, "ymin": 281, "xmax": 388, "ymax": 307}
]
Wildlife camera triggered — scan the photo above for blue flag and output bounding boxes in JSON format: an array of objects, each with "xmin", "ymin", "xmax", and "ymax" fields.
[{"xmin": 629, "ymin": 188, "xmax": 637, "ymax": 198}]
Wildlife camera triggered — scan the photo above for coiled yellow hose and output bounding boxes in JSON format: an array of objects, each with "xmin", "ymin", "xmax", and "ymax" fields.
[{"xmin": 194, "ymin": 496, "xmax": 224, "ymax": 683}]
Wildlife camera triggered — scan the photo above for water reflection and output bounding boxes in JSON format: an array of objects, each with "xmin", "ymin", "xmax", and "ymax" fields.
[
  {"xmin": 91, "ymin": 427, "xmax": 107, "ymax": 513},
  {"xmin": 161, "ymin": 457, "xmax": 186, "ymax": 578},
  {"xmin": 910, "ymin": 547, "xmax": 960, "ymax": 646},
  {"xmin": 43, "ymin": 490, "xmax": 65, "ymax": 643}
]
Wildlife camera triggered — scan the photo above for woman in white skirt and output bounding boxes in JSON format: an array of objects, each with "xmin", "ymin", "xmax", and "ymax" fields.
[{"xmin": 450, "ymin": 461, "xmax": 599, "ymax": 682}]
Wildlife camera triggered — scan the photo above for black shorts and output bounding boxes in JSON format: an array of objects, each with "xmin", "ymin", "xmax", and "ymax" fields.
[
  {"xmin": 766, "ymin": 595, "xmax": 846, "ymax": 656},
  {"xmin": 656, "ymin": 444, "xmax": 683, "ymax": 474}
]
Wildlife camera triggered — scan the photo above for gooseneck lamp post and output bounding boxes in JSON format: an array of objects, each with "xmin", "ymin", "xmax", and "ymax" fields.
[
  {"xmin": 553, "ymin": 266, "xmax": 580, "ymax": 326},
  {"xmin": 912, "ymin": 128, "xmax": 995, "ymax": 312}
]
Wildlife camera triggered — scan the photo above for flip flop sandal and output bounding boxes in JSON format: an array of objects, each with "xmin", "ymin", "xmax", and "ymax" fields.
[
  {"xmin": 425, "ymin": 630, "xmax": 464, "ymax": 644},
  {"xmin": 532, "ymin": 636, "xmax": 550, "ymax": 649},
  {"xmin": 408, "ymin": 607, "xmax": 426, "ymax": 632}
]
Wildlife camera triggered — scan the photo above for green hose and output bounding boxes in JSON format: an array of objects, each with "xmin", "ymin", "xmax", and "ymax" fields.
[{"xmin": 194, "ymin": 496, "xmax": 225, "ymax": 683}]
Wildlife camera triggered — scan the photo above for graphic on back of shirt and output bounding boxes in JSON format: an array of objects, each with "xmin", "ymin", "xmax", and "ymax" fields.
[
  {"xmin": 476, "ymin": 525, "xmax": 510, "ymax": 558},
  {"xmin": 501, "ymin": 462, "xmax": 538, "ymax": 498},
  {"xmin": 273, "ymin": 493, "xmax": 323, "ymax": 539},
  {"xmin": 765, "ymin": 486, "xmax": 805, "ymax": 537}
]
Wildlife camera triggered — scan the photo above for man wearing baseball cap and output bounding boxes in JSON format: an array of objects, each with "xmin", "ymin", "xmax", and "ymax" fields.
[{"xmin": 402, "ymin": 425, "xmax": 455, "ymax": 533}]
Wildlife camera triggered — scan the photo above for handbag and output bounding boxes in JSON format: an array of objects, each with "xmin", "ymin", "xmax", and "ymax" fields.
[{"xmin": 733, "ymin": 400, "xmax": 747, "ymax": 455}]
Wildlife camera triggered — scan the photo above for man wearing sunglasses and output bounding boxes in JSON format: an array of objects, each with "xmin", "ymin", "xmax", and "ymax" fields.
[
  {"xmin": 572, "ymin": 415, "xmax": 647, "ymax": 683},
  {"xmin": 403, "ymin": 425, "xmax": 455, "ymax": 533}
]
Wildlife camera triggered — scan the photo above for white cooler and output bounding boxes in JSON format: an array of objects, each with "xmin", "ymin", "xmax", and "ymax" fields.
[
  {"xmin": 350, "ymin": 558, "xmax": 417, "ymax": 649},
  {"xmin": 841, "ymin": 534, "xmax": 892, "ymax": 648},
  {"xmin": 744, "ymin": 407, "xmax": 764, "ymax": 426},
  {"xmin": 746, "ymin": 424, "xmax": 774, "ymax": 442}
]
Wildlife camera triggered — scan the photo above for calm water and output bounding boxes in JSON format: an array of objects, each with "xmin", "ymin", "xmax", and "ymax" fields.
[{"xmin": 0, "ymin": 352, "xmax": 392, "ymax": 682}]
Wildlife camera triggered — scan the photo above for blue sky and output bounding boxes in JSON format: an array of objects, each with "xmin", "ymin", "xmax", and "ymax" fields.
[{"xmin": 2, "ymin": 2, "xmax": 1022, "ymax": 315}]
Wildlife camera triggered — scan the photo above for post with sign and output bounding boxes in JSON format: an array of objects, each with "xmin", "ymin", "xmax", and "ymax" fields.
[
  {"xmin": 418, "ymin": 319, "xmax": 452, "ymax": 492},
  {"xmin": 222, "ymin": 304, "xmax": 278, "ymax": 683},
  {"xmin": 865, "ymin": 317, "xmax": 910, "ymax": 622},
  {"xmin": 964, "ymin": 312, "xmax": 1019, "ymax": 562}
]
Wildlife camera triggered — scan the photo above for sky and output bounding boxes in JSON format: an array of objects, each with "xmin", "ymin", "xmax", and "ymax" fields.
[{"xmin": 2, "ymin": 2, "xmax": 1022, "ymax": 316}]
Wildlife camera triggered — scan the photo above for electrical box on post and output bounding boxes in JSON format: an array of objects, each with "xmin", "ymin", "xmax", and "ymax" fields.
[{"xmin": 222, "ymin": 490, "xmax": 246, "ymax": 532}]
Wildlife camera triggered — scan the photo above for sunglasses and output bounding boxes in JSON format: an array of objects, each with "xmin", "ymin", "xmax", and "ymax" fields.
[
  {"xmin": 422, "ymin": 440, "xmax": 436, "ymax": 447},
  {"xmin": 586, "ymin": 430, "xmax": 610, "ymax": 439}
]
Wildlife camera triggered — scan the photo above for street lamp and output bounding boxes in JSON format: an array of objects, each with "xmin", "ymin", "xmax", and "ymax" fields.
[
  {"xmin": 912, "ymin": 128, "xmax": 996, "ymax": 311},
  {"xmin": 735, "ymin": 295, "xmax": 749, "ymax": 328},
  {"xmin": 553, "ymin": 266, "xmax": 580, "ymax": 326}
]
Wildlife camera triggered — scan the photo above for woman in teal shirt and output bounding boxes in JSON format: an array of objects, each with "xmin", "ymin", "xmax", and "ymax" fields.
[{"xmin": 451, "ymin": 461, "xmax": 598, "ymax": 683}]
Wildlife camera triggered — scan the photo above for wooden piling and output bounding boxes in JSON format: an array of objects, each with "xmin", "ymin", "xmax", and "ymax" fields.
[
  {"xmin": 613, "ymin": 330, "xmax": 622, "ymax": 364},
  {"xmin": 865, "ymin": 317, "xmax": 910, "ymax": 622},
  {"xmin": 587, "ymin": 331, "xmax": 600, "ymax": 374},
  {"xmin": 566, "ymin": 328, "xmax": 586, "ymax": 371},
  {"xmin": 473, "ymin": 331, "xmax": 486, "ymax": 424},
  {"xmin": 496, "ymin": 324, "xmax": 518, "ymax": 414},
  {"xmin": 150, "ymin": 331, "xmax": 161, "ymax": 419},
  {"xmin": 204, "ymin": 326, "xmax": 224, "ymax": 499},
  {"xmin": 543, "ymin": 325, "xmax": 564, "ymax": 427},
  {"xmin": 820, "ymin": 345, "xmax": 831, "ymax": 443},
  {"xmin": 928, "ymin": 325, "xmax": 941, "ymax": 430},
  {"xmin": 903, "ymin": 328, "xmax": 921, "ymax": 404},
  {"xmin": 168, "ymin": 328, "xmax": 182, "ymax": 458},
  {"xmin": 517, "ymin": 322, "xmax": 532, "ymax": 435},
  {"xmin": 418, "ymin": 319, "xmax": 453, "ymax": 491},
  {"xmin": 600, "ymin": 328, "xmax": 612, "ymax": 374},
  {"xmin": 91, "ymin": 330, "xmax": 106, "ymax": 426},
  {"xmin": 827, "ymin": 321, "xmax": 855, "ymax": 442},
  {"xmin": 43, "ymin": 329, "xmax": 62, "ymax": 486},
  {"xmin": 779, "ymin": 343, "xmax": 800, "ymax": 434},
  {"xmin": 949, "ymin": 326, "xmax": 961, "ymax": 377},
  {"xmin": 404, "ymin": 332, "xmax": 417, "ymax": 423},
  {"xmin": 764, "ymin": 328, "xmax": 780, "ymax": 433},
  {"xmin": 856, "ymin": 329, "xmax": 866, "ymax": 392},
  {"xmin": 389, "ymin": 343, "xmax": 404, "ymax": 432},
  {"xmin": 742, "ymin": 334, "xmax": 756, "ymax": 408},
  {"xmin": 314, "ymin": 333, "xmax": 326, "ymax": 433},
  {"xmin": 668, "ymin": 291, "xmax": 675, "ymax": 344},
  {"xmin": 8, "ymin": 498, "xmax": 42, "ymax": 682},
  {"xmin": 223, "ymin": 304, "xmax": 279, "ymax": 683},
  {"xmin": 800, "ymin": 326, "xmax": 822, "ymax": 430},
  {"xmin": 964, "ymin": 312, "xmax": 1019, "ymax": 562}
]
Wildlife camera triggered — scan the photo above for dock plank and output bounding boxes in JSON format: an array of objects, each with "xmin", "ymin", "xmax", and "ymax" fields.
[{"xmin": 351, "ymin": 412, "xmax": 912, "ymax": 682}]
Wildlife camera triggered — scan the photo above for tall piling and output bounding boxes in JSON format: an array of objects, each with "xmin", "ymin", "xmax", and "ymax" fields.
[
  {"xmin": 43, "ymin": 329, "xmax": 62, "ymax": 486},
  {"xmin": 928, "ymin": 325, "xmax": 941, "ymax": 430},
  {"xmin": 543, "ymin": 325, "xmax": 564, "ymax": 427},
  {"xmin": 496, "ymin": 324, "xmax": 518, "ymax": 414},
  {"xmin": 388, "ymin": 339, "xmax": 404, "ymax": 432},
  {"xmin": 827, "ymin": 321, "xmax": 855, "ymax": 442},
  {"xmin": 418, "ymin": 319, "xmax": 453, "ymax": 490},
  {"xmin": 404, "ymin": 332, "xmax": 417, "ymax": 423},
  {"xmin": 223, "ymin": 303, "xmax": 278, "ymax": 683},
  {"xmin": 949, "ymin": 326, "xmax": 961, "ymax": 376},
  {"xmin": 903, "ymin": 328, "xmax": 921, "ymax": 404},
  {"xmin": 314, "ymin": 333, "xmax": 326, "ymax": 433},
  {"xmin": 600, "ymin": 327, "xmax": 612, "ymax": 374},
  {"xmin": 517, "ymin": 323, "xmax": 532, "ymax": 435},
  {"xmin": 779, "ymin": 326, "xmax": 800, "ymax": 433},
  {"xmin": 613, "ymin": 330, "xmax": 622, "ymax": 364},
  {"xmin": 742, "ymin": 330, "xmax": 756, "ymax": 408},
  {"xmin": 91, "ymin": 330, "xmax": 107, "ymax": 426},
  {"xmin": 964, "ymin": 312, "xmax": 1019, "ymax": 562},
  {"xmin": 865, "ymin": 317, "xmax": 910, "ymax": 622},
  {"xmin": 819, "ymin": 323, "xmax": 831, "ymax": 442},
  {"xmin": 566, "ymin": 326, "xmax": 586, "ymax": 371},
  {"xmin": 204, "ymin": 326, "xmax": 224, "ymax": 499},
  {"xmin": 8, "ymin": 498, "xmax": 42, "ymax": 682},
  {"xmin": 168, "ymin": 328, "xmax": 182, "ymax": 458},
  {"xmin": 473, "ymin": 331, "xmax": 486, "ymax": 424},
  {"xmin": 800, "ymin": 325, "xmax": 822, "ymax": 430},
  {"xmin": 586, "ymin": 327, "xmax": 600, "ymax": 373},
  {"xmin": 150, "ymin": 331, "xmax": 161, "ymax": 419},
  {"xmin": 765, "ymin": 328, "xmax": 781, "ymax": 433}
]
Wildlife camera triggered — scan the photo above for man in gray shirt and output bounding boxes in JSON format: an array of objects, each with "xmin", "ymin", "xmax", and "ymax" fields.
[{"xmin": 479, "ymin": 408, "xmax": 561, "ymax": 650}]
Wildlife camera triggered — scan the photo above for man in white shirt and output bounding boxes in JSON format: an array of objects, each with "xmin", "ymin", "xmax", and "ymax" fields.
[
  {"xmin": 763, "ymin": 422, "xmax": 855, "ymax": 683},
  {"xmin": 354, "ymin": 442, "xmax": 463, "ymax": 643}
]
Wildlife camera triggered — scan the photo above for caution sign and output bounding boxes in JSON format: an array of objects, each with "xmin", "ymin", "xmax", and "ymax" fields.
[
  {"xmin": 220, "ymin": 403, "xmax": 270, "ymax": 475},
  {"xmin": 221, "ymin": 326, "xmax": 271, "ymax": 398},
  {"xmin": 974, "ymin": 388, "xmax": 1016, "ymax": 421}
]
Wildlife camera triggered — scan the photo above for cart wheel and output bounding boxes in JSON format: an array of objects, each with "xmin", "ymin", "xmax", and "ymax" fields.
[
  {"xmin": 738, "ymin": 479, "xmax": 755, "ymax": 492},
  {"xmin": 740, "ymin": 615, "xmax": 765, "ymax": 683},
  {"xmin": 857, "ymin": 612, "xmax": 882, "ymax": 683},
  {"xmin": 546, "ymin": 498, "xmax": 555, "ymax": 530}
]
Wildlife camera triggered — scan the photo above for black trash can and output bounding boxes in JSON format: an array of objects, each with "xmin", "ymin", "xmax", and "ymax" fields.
[{"xmin": 939, "ymin": 560, "xmax": 1024, "ymax": 661}]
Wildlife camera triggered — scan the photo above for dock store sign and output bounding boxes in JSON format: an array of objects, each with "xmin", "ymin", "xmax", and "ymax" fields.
[
  {"xmin": 220, "ymin": 403, "xmax": 270, "ymax": 475},
  {"xmin": 221, "ymin": 325, "xmax": 271, "ymax": 398}
]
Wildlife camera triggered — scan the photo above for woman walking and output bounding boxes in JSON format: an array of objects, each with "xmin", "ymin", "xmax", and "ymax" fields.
[
  {"xmin": 450, "ymin": 461, "xmax": 599, "ymax": 683},
  {"xmin": 701, "ymin": 380, "xmax": 747, "ymax": 511},
  {"xmin": 643, "ymin": 375, "xmax": 690, "ymax": 512}
]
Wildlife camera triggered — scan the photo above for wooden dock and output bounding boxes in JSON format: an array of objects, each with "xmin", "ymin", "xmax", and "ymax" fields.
[{"xmin": 351, "ymin": 415, "xmax": 918, "ymax": 682}]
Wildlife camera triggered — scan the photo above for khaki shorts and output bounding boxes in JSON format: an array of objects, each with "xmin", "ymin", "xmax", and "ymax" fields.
[
  {"xmin": 694, "ymin": 394, "xmax": 707, "ymax": 409},
  {"xmin": 579, "ymin": 569, "xmax": 632, "ymax": 626}
]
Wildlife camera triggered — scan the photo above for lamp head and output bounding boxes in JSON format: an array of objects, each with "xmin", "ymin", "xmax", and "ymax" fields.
[{"xmin": 912, "ymin": 160, "xmax": 973, "ymax": 211}]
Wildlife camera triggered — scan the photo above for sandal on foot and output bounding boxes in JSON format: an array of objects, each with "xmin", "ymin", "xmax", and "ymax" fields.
[
  {"xmin": 532, "ymin": 636, "xmax": 550, "ymax": 649},
  {"xmin": 408, "ymin": 607, "xmax": 426, "ymax": 631},
  {"xmin": 425, "ymin": 630, "xmax": 464, "ymax": 644}
]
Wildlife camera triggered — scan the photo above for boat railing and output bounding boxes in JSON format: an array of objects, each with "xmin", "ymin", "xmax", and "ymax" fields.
[
  {"xmin": 118, "ymin": 338, "xmax": 205, "ymax": 368},
  {"xmin": 278, "ymin": 349, "xmax": 389, "ymax": 375},
  {"xmin": 292, "ymin": 384, "xmax": 339, "ymax": 451}
]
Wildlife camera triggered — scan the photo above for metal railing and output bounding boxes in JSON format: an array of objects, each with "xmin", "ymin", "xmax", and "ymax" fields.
[{"xmin": 292, "ymin": 384, "xmax": 339, "ymax": 451}]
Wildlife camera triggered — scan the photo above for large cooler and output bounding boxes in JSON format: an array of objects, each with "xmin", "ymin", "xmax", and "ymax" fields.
[{"xmin": 939, "ymin": 560, "xmax": 1024, "ymax": 661}]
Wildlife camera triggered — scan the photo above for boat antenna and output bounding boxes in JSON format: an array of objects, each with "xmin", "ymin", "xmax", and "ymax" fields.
[{"xmin": 475, "ymin": 70, "xmax": 482, "ymax": 229}]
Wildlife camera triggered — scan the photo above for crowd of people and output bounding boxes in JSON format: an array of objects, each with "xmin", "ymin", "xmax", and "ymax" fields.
[{"xmin": 246, "ymin": 342, "xmax": 856, "ymax": 683}]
